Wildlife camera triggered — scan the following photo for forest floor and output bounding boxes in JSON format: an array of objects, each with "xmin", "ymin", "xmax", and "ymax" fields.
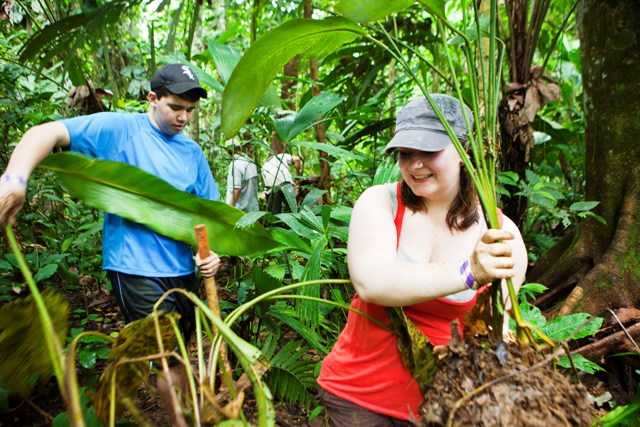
[
  {"xmin": 0, "ymin": 273, "xmax": 324, "ymax": 427},
  {"xmin": 1, "ymin": 273, "xmax": 636, "ymax": 426}
]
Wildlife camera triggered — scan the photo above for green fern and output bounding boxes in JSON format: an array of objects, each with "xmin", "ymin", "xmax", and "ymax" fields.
[{"xmin": 261, "ymin": 335, "xmax": 318, "ymax": 409}]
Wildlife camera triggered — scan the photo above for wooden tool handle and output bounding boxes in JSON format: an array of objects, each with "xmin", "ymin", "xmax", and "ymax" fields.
[
  {"xmin": 195, "ymin": 224, "xmax": 210, "ymax": 260},
  {"xmin": 194, "ymin": 224, "xmax": 232, "ymax": 378},
  {"xmin": 194, "ymin": 224, "xmax": 220, "ymax": 317}
]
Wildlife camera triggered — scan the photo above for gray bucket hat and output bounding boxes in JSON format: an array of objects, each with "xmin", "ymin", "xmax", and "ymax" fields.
[{"xmin": 384, "ymin": 94, "xmax": 473, "ymax": 153}]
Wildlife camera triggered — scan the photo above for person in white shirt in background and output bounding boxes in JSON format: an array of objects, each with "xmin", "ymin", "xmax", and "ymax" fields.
[
  {"xmin": 261, "ymin": 134, "xmax": 301, "ymax": 214},
  {"xmin": 225, "ymin": 138, "xmax": 259, "ymax": 212}
]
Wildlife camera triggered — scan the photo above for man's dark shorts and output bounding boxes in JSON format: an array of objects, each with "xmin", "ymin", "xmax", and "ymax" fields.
[
  {"xmin": 318, "ymin": 387, "xmax": 414, "ymax": 426},
  {"xmin": 107, "ymin": 270, "xmax": 199, "ymax": 342}
]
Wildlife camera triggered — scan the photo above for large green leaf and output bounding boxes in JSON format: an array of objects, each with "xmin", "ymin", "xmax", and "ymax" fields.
[
  {"xmin": 285, "ymin": 92, "xmax": 345, "ymax": 141},
  {"xmin": 542, "ymin": 313, "xmax": 603, "ymax": 341},
  {"xmin": 38, "ymin": 152, "xmax": 280, "ymax": 256},
  {"xmin": 335, "ymin": 0, "xmax": 415, "ymax": 23},
  {"xmin": 206, "ymin": 41, "xmax": 280, "ymax": 107},
  {"xmin": 269, "ymin": 227, "xmax": 312, "ymax": 253},
  {"xmin": 273, "ymin": 111, "xmax": 297, "ymax": 143},
  {"xmin": 221, "ymin": 17, "xmax": 363, "ymax": 138},
  {"xmin": 416, "ymin": 0, "xmax": 449, "ymax": 22},
  {"xmin": 207, "ymin": 41, "xmax": 242, "ymax": 85}
]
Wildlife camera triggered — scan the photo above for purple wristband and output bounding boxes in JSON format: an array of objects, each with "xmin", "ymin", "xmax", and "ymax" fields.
[
  {"xmin": 0, "ymin": 173, "xmax": 27, "ymax": 186},
  {"xmin": 459, "ymin": 258, "xmax": 476, "ymax": 290}
]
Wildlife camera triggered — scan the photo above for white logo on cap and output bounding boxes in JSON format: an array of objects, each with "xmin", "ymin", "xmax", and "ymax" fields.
[{"xmin": 181, "ymin": 65, "xmax": 195, "ymax": 80}]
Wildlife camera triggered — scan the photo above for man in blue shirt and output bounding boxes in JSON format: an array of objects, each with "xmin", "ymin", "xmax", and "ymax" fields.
[{"xmin": 0, "ymin": 63, "xmax": 220, "ymax": 425}]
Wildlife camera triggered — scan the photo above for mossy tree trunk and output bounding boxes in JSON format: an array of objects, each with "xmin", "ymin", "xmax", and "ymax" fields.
[{"xmin": 529, "ymin": 0, "xmax": 640, "ymax": 316}]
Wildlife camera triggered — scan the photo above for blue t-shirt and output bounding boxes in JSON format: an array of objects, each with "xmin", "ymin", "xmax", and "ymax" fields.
[{"xmin": 61, "ymin": 112, "xmax": 220, "ymax": 277}]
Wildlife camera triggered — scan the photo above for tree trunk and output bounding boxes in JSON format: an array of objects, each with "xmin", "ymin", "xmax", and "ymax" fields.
[
  {"xmin": 498, "ymin": 94, "xmax": 533, "ymax": 228},
  {"xmin": 281, "ymin": 57, "xmax": 300, "ymax": 111},
  {"xmin": 498, "ymin": 0, "xmax": 554, "ymax": 227},
  {"xmin": 304, "ymin": 0, "xmax": 331, "ymax": 204},
  {"xmin": 529, "ymin": 0, "xmax": 640, "ymax": 316}
]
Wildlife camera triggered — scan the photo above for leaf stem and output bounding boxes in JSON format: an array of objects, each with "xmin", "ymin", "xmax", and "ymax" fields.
[{"xmin": 4, "ymin": 225, "xmax": 67, "ymax": 403}]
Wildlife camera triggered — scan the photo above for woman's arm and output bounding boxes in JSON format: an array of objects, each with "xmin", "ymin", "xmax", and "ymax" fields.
[{"xmin": 347, "ymin": 185, "xmax": 522, "ymax": 307}]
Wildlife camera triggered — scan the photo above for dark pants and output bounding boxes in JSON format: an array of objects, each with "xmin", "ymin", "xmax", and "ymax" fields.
[
  {"xmin": 266, "ymin": 186, "xmax": 286, "ymax": 215},
  {"xmin": 107, "ymin": 270, "xmax": 199, "ymax": 342},
  {"xmin": 318, "ymin": 388, "xmax": 414, "ymax": 427}
]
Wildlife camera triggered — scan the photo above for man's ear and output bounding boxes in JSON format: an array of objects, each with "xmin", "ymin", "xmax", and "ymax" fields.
[{"xmin": 147, "ymin": 91, "xmax": 158, "ymax": 106}]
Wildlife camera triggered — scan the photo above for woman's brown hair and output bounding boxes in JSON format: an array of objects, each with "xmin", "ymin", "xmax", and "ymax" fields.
[{"xmin": 400, "ymin": 162, "xmax": 479, "ymax": 231}]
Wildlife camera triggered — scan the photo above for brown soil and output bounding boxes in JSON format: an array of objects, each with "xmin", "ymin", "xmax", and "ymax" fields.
[{"xmin": 418, "ymin": 339, "xmax": 592, "ymax": 427}]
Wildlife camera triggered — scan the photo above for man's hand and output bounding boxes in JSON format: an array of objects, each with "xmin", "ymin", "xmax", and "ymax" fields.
[
  {"xmin": 0, "ymin": 182, "xmax": 27, "ymax": 226},
  {"xmin": 469, "ymin": 229, "xmax": 516, "ymax": 286},
  {"xmin": 195, "ymin": 250, "xmax": 221, "ymax": 278}
]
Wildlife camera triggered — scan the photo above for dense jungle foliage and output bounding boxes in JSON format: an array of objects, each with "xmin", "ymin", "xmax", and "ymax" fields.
[{"xmin": 0, "ymin": 0, "xmax": 638, "ymax": 426}]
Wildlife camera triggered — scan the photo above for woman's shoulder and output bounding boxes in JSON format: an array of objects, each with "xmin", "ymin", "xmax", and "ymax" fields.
[
  {"xmin": 353, "ymin": 184, "xmax": 395, "ymax": 210},
  {"xmin": 350, "ymin": 184, "xmax": 398, "ymax": 229},
  {"xmin": 360, "ymin": 183, "xmax": 394, "ymax": 198}
]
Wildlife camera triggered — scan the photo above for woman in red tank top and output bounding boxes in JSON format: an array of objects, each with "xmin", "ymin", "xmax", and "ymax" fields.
[{"xmin": 317, "ymin": 95, "xmax": 528, "ymax": 425}]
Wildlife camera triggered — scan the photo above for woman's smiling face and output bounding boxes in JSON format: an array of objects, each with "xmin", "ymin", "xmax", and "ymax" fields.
[{"xmin": 398, "ymin": 144, "xmax": 461, "ymax": 201}]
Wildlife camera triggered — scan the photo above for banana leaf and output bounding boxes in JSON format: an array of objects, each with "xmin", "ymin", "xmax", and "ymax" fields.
[
  {"xmin": 221, "ymin": 17, "xmax": 362, "ymax": 137},
  {"xmin": 38, "ymin": 152, "xmax": 281, "ymax": 256}
]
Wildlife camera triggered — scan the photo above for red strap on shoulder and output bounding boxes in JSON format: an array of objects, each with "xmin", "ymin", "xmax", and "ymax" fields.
[{"xmin": 394, "ymin": 181, "xmax": 405, "ymax": 250}]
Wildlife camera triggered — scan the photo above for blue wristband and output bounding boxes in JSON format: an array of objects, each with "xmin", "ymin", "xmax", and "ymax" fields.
[
  {"xmin": 459, "ymin": 258, "xmax": 476, "ymax": 290},
  {"xmin": 0, "ymin": 173, "xmax": 27, "ymax": 187}
]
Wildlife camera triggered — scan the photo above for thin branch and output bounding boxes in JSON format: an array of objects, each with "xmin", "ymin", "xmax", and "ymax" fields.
[{"xmin": 607, "ymin": 308, "xmax": 640, "ymax": 352}]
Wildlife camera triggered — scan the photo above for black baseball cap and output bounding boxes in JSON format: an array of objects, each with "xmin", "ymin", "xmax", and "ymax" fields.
[
  {"xmin": 384, "ymin": 94, "xmax": 473, "ymax": 153},
  {"xmin": 150, "ymin": 63, "xmax": 208, "ymax": 99}
]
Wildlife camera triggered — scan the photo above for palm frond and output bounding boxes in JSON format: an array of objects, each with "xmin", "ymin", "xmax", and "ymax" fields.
[
  {"xmin": 261, "ymin": 336, "xmax": 318, "ymax": 410},
  {"xmin": 19, "ymin": 0, "xmax": 143, "ymax": 76}
]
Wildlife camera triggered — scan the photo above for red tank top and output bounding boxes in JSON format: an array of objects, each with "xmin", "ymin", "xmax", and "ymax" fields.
[{"xmin": 318, "ymin": 183, "xmax": 502, "ymax": 420}]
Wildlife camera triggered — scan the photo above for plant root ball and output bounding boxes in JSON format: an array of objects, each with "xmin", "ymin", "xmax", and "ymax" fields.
[{"xmin": 417, "ymin": 340, "xmax": 592, "ymax": 427}]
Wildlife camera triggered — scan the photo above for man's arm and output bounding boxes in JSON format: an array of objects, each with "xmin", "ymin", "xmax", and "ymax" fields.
[
  {"xmin": 0, "ymin": 121, "xmax": 71, "ymax": 225},
  {"xmin": 230, "ymin": 188, "xmax": 241, "ymax": 206}
]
